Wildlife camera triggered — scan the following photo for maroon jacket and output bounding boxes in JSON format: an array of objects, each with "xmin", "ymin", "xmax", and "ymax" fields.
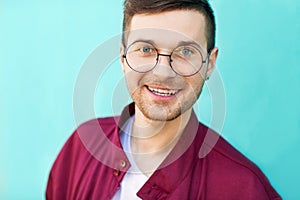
[{"xmin": 46, "ymin": 104, "xmax": 281, "ymax": 199}]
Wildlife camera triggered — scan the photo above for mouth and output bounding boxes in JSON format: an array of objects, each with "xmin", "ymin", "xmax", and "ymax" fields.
[{"xmin": 146, "ymin": 85, "xmax": 179, "ymax": 97}]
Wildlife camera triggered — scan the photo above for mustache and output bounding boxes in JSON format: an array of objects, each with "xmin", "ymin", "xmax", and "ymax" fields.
[{"xmin": 139, "ymin": 75, "xmax": 185, "ymax": 89}]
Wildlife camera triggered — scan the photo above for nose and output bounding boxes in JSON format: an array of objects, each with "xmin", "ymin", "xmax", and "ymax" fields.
[{"xmin": 152, "ymin": 54, "xmax": 177, "ymax": 77}]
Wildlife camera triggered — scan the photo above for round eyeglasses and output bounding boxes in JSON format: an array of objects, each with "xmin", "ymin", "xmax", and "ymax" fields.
[{"xmin": 123, "ymin": 41, "xmax": 209, "ymax": 77}]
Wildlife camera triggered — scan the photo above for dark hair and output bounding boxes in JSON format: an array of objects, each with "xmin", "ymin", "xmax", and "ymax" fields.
[{"xmin": 122, "ymin": 0, "xmax": 216, "ymax": 53}]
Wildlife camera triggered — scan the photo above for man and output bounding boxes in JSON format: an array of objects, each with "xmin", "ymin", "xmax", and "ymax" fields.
[{"xmin": 46, "ymin": 0, "xmax": 281, "ymax": 199}]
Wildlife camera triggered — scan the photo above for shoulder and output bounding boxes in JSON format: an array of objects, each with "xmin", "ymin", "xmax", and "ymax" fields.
[
  {"xmin": 211, "ymin": 135, "xmax": 268, "ymax": 183},
  {"xmin": 197, "ymin": 123, "xmax": 269, "ymax": 182},
  {"xmin": 64, "ymin": 116, "xmax": 121, "ymax": 153},
  {"xmin": 52, "ymin": 117, "xmax": 119, "ymax": 152},
  {"xmin": 76, "ymin": 116, "xmax": 120, "ymax": 134},
  {"xmin": 51, "ymin": 116, "xmax": 120, "ymax": 164},
  {"xmin": 197, "ymin": 125, "xmax": 281, "ymax": 199},
  {"xmin": 46, "ymin": 116, "xmax": 121, "ymax": 199}
]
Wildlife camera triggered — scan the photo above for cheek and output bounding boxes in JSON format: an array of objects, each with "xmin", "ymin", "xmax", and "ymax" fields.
[
  {"xmin": 123, "ymin": 67, "xmax": 144, "ymax": 93},
  {"xmin": 185, "ymin": 75, "xmax": 204, "ymax": 96},
  {"xmin": 122, "ymin": 62, "xmax": 131, "ymax": 74},
  {"xmin": 198, "ymin": 65, "xmax": 207, "ymax": 79}
]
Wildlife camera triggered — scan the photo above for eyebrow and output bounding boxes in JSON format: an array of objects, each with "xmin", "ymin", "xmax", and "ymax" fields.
[
  {"xmin": 176, "ymin": 41, "xmax": 203, "ymax": 50},
  {"xmin": 128, "ymin": 39, "xmax": 157, "ymax": 46},
  {"xmin": 128, "ymin": 39, "xmax": 203, "ymax": 51}
]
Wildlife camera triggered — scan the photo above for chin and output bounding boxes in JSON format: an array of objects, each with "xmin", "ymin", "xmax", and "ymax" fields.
[
  {"xmin": 141, "ymin": 105, "xmax": 183, "ymax": 122},
  {"xmin": 146, "ymin": 113, "xmax": 181, "ymax": 122}
]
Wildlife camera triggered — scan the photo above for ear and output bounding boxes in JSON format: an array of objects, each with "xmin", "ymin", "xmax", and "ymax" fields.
[
  {"xmin": 120, "ymin": 43, "xmax": 125, "ymax": 71},
  {"xmin": 206, "ymin": 47, "xmax": 219, "ymax": 78}
]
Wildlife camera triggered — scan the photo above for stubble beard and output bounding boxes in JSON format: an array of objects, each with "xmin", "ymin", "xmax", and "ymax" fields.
[{"xmin": 131, "ymin": 85, "xmax": 202, "ymax": 122}]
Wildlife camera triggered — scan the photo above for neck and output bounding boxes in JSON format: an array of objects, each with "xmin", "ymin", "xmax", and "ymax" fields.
[{"xmin": 130, "ymin": 105, "xmax": 192, "ymax": 175}]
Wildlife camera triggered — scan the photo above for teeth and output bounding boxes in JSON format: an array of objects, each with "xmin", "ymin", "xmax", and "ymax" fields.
[{"xmin": 148, "ymin": 86, "xmax": 178, "ymax": 97}]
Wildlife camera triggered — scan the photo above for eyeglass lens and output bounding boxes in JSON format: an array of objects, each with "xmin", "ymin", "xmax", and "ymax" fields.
[{"xmin": 125, "ymin": 41, "xmax": 205, "ymax": 76}]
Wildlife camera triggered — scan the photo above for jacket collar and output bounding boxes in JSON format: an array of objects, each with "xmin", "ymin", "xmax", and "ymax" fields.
[{"xmin": 118, "ymin": 103, "xmax": 208, "ymax": 199}]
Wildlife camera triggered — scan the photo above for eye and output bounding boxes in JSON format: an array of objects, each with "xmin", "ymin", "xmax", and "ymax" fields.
[
  {"xmin": 180, "ymin": 48, "xmax": 194, "ymax": 56},
  {"xmin": 140, "ymin": 46, "xmax": 153, "ymax": 53},
  {"xmin": 126, "ymin": 42, "xmax": 156, "ymax": 57},
  {"xmin": 174, "ymin": 46, "xmax": 197, "ymax": 58}
]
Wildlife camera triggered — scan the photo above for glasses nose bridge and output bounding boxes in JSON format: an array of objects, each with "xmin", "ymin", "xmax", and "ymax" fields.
[
  {"xmin": 153, "ymin": 52, "xmax": 177, "ymax": 77},
  {"xmin": 156, "ymin": 53, "xmax": 172, "ymax": 64},
  {"xmin": 158, "ymin": 53, "xmax": 171, "ymax": 57}
]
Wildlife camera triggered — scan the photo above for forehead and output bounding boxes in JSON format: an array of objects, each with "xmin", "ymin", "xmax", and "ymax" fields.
[{"xmin": 127, "ymin": 10, "xmax": 207, "ymax": 50}]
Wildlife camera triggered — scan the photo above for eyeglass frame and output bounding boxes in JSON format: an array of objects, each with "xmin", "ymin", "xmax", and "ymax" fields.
[{"xmin": 122, "ymin": 40, "xmax": 210, "ymax": 77}]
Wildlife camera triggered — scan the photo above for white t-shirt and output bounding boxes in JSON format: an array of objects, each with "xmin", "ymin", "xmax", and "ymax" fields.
[{"xmin": 112, "ymin": 116, "xmax": 149, "ymax": 200}]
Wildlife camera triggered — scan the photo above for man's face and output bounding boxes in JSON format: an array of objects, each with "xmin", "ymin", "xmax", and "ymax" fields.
[{"xmin": 121, "ymin": 10, "xmax": 218, "ymax": 121}]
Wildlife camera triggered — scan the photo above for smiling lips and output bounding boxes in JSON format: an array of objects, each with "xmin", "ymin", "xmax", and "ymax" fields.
[{"xmin": 147, "ymin": 86, "xmax": 179, "ymax": 97}]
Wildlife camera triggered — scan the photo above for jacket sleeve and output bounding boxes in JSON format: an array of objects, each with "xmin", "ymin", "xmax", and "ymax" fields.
[{"xmin": 45, "ymin": 132, "xmax": 80, "ymax": 200}]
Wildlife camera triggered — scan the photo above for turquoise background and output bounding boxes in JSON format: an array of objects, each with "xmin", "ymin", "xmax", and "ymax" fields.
[{"xmin": 1, "ymin": 0, "xmax": 299, "ymax": 199}]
